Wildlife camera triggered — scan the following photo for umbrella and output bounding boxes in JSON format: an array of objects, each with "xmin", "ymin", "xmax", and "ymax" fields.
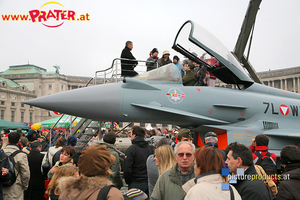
[
  {"xmin": 0, "ymin": 119, "xmax": 30, "ymax": 131},
  {"xmin": 38, "ymin": 115, "xmax": 82, "ymax": 129}
]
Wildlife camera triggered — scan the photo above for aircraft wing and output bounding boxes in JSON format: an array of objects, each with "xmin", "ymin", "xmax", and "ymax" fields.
[
  {"xmin": 130, "ymin": 103, "xmax": 229, "ymax": 125},
  {"xmin": 263, "ymin": 129, "xmax": 300, "ymax": 139}
]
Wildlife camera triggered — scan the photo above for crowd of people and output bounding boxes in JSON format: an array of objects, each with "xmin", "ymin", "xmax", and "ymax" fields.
[
  {"xmin": 120, "ymin": 41, "xmax": 218, "ymax": 87},
  {"xmin": 0, "ymin": 125, "xmax": 299, "ymax": 200}
]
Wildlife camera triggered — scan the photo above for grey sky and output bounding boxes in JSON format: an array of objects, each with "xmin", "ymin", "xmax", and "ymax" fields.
[{"xmin": 0, "ymin": 0, "xmax": 299, "ymax": 77}]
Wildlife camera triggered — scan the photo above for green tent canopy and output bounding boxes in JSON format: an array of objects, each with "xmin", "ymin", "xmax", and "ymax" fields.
[
  {"xmin": 38, "ymin": 115, "xmax": 82, "ymax": 129},
  {"xmin": 0, "ymin": 119, "xmax": 30, "ymax": 131}
]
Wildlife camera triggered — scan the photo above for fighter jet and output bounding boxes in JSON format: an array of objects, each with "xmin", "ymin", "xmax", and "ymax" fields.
[{"xmin": 24, "ymin": 19, "xmax": 300, "ymax": 155}]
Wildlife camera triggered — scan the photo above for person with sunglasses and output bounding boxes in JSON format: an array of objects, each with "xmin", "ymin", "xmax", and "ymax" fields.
[{"xmin": 151, "ymin": 141, "xmax": 195, "ymax": 200}]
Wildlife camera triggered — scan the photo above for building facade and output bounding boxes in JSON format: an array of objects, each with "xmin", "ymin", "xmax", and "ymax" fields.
[{"xmin": 0, "ymin": 64, "xmax": 100, "ymax": 123}]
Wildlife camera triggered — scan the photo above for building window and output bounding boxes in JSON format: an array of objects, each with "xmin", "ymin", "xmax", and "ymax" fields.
[
  {"xmin": 1, "ymin": 110, "xmax": 4, "ymax": 120},
  {"xmin": 21, "ymin": 112, "xmax": 24, "ymax": 123},
  {"xmin": 21, "ymin": 103, "xmax": 24, "ymax": 107},
  {"xmin": 39, "ymin": 85, "xmax": 41, "ymax": 89},
  {"xmin": 30, "ymin": 105, "xmax": 33, "ymax": 108},
  {"xmin": 61, "ymin": 85, "xmax": 64, "ymax": 90},
  {"xmin": 30, "ymin": 113, "xmax": 32, "ymax": 123},
  {"xmin": 49, "ymin": 84, "xmax": 52, "ymax": 89},
  {"xmin": 1, "ymin": 101, "xmax": 4, "ymax": 105},
  {"xmin": 11, "ymin": 102, "xmax": 15, "ymax": 107},
  {"xmin": 11, "ymin": 111, "xmax": 15, "ymax": 122}
]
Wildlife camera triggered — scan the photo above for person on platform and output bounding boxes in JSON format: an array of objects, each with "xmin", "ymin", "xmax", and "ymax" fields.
[{"xmin": 121, "ymin": 41, "xmax": 138, "ymax": 77}]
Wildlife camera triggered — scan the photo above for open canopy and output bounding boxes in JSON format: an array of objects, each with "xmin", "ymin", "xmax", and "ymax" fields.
[
  {"xmin": 172, "ymin": 20, "xmax": 254, "ymax": 89},
  {"xmin": 0, "ymin": 119, "xmax": 30, "ymax": 131}
]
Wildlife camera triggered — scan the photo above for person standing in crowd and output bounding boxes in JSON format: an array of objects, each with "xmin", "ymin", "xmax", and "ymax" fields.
[
  {"xmin": 158, "ymin": 50, "xmax": 172, "ymax": 67},
  {"xmin": 70, "ymin": 152, "xmax": 81, "ymax": 168},
  {"xmin": 16, "ymin": 129, "xmax": 28, "ymax": 148},
  {"xmin": 47, "ymin": 165, "xmax": 79, "ymax": 200},
  {"xmin": 42, "ymin": 137, "xmax": 66, "ymax": 170},
  {"xmin": 173, "ymin": 56, "xmax": 182, "ymax": 76},
  {"xmin": 147, "ymin": 138, "xmax": 170, "ymax": 198},
  {"xmin": 121, "ymin": 41, "xmax": 138, "ymax": 77},
  {"xmin": 177, "ymin": 128, "xmax": 193, "ymax": 143},
  {"xmin": 225, "ymin": 142, "xmax": 269, "ymax": 200},
  {"xmin": 146, "ymin": 48, "xmax": 159, "ymax": 72},
  {"xmin": 58, "ymin": 145, "xmax": 124, "ymax": 199},
  {"xmin": 204, "ymin": 132, "xmax": 225, "ymax": 159},
  {"xmin": 99, "ymin": 132, "xmax": 123, "ymax": 189},
  {"xmin": 182, "ymin": 62, "xmax": 196, "ymax": 86},
  {"xmin": 182, "ymin": 146, "xmax": 241, "ymax": 200},
  {"xmin": 0, "ymin": 149, "xmax": 11, "ymax": 200},
  {"xmin": 3, "ymin": 132, "xmax": 30, "ymax": 200},
  {"xmin": 154, "ymin": 145, "xmax": 176, "ymax": 175},
  {"xmin": 48, "ymin": 146, "xmax": 75, "ymax": 179},
  {"xmin": 24, "ymin": 141, "xmax": 46, "ymax": 200},
  {"xmin": 180, "ymin": 59, "xmax": 188, "ymax": 76},
  {"xmin": 151, "ymin": 141, "xmax": 195, "ymax": 200},
  {"xmin": 124, "ymin": 126, "xmax": 153, "ymax": 197},
  {"xmin": 52, "ymin": 136, "xmax": 77, "ymax": 165},
  {"xmin": 276, "ymin": 145, "xmax": 300, "ymax": 200}
]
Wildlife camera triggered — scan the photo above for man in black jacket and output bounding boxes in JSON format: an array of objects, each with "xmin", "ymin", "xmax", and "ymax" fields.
[
  {"xmin": 226, "ymin": 142, "xmax": 270, "ymax": 200},
  {"xmin": 24, "ymin": 141, "xmax": 46, "ymax": 200},
  {"xmin": 121, "ymin": 41, "xmax": 138, "ymax": 77},
  {"xmin": 123, "ymin": 126, "xmax": 153, "ymax": 197}
]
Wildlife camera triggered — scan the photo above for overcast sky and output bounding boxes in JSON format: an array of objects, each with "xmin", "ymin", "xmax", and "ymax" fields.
[{"xmin": 0, "ymin": 0, "xmax": 299, "ymax": 78}]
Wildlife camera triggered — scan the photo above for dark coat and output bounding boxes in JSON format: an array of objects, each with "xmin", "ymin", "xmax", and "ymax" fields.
[
  {"xmin": 121, "ymin": 46, "xmax": 138, "ymax": 77},
  {"xmin": 204, "ymin": 142, "xmax": 226, "ymax": 159},
  {"xmin": 233, "ymin": 164, "xmax": 269, "ymax": 200},
  {"xmin": 276, "ymin": 163, "xmax": 300, "ymax": 200},
  {"xmin": 0, "ymin": 149, "xmax": 11, "ymax": 200},
  {"xmin": 123, "ymin": 136, "xmax": 153, "ymax": 184},
  {"xmin": 24, "ymin": 149, "xmax": 46, "ymax": 200}
]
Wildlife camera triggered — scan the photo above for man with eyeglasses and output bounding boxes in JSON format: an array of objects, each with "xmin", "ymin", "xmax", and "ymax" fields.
[{"xmin": 151, "ymin": 141, "xmax": 195, "ymax": 200}]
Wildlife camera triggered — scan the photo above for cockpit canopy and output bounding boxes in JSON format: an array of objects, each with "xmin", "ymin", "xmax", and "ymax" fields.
[
  {"xmin": 172, "ymin": 20, "xmax": 253, "ymax": 89},
  {"xmin": 134, "ymin": 64, "xmax": 181, "ymax": 84}
]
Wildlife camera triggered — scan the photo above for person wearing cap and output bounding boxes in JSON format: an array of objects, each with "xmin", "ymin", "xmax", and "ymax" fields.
[
  {"xmin": 24, "ymin": 141, "xmax": 45, "ymax": 200},
  {"xmin": 58, "ymin": 145, "xmax": 124, "ymax": 200},
  {"xmin": 158, "ymin": 50, "xmax": 172, "ymax": 67},
  {"xmin": 204, "ymin": 132, "xmax": 226, "ymax": 159},
  {"xmin": 124, "ymin": 126, "xmax": 153, "ymax": 197},
  {"xmin": 121, "ymin": 41, "xmax": 138, "ymax": 77},
  {"xmin": 276, "ymin": 145, "xmax": 300, "ymax": 200},
  {"xmin": 177, "ymin": 128, "xmax": 193, "ymax": 143},
  {"xmin": 146, "ymin": 48, "xmax": 159, "ymax": 72},
  {"xmin": 182, "ymin": 62, "xmax": 196, "ymax": 86}
]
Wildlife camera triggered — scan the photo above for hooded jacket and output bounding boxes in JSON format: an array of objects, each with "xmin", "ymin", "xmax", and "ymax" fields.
[
  {"xmin": 123, "ymin": 136, "xmax": 153, "ymax": 184},
  {"xmin": 58, "ymin": 175, "xmax": 124, "ymax": 200},
  {"xmin": 276, "ymin": 163, "xmax": 300, "ymax": 200}
]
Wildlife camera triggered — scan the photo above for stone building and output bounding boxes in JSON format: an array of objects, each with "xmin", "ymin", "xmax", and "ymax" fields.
[
  {"xmin": 216, "ymin": 66, "xmax": 300, "ymax": 93},
  {"xmin": 0, "ymin": 64, "xmax": 99, "ymax": 123}
]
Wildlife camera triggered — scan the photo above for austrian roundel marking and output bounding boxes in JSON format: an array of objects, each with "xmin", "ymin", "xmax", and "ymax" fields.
[{"xmin": 279, "ymin": 104, "xmax": 289, "ymax": 115}]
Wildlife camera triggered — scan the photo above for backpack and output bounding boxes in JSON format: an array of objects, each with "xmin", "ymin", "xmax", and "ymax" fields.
[
  {"xmin": 254, "ymin": 151, "xmax": 277, "ymax": 176},
  {"xmin": 2, "ymin": 150, "xmax": 25, "ymax": 187}
]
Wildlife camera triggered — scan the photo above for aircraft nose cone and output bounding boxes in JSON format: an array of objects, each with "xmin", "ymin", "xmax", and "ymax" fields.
[{"xmin": 24, "ymin": 83, "xmax": 121, "ymax": 121}]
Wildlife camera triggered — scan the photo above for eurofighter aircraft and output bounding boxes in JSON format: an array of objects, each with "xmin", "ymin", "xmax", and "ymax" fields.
[{"xmin": 24, "ymin": 2, "xmax": 300, "ymax": 156}]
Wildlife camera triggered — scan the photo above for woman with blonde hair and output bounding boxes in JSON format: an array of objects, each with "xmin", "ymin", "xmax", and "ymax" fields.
[
  {"xmin": 154, "ymin": 145, "xmax": 176, "ymax": 174},
  {"xmin": 46, "ymin": 165, "xmax": 79, "ymax": 200}
]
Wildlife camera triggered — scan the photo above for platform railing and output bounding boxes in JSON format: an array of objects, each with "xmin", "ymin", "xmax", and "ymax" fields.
[{"xmin": 94, "ymin": 58, "xmax": 158, "ymax": 85}]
